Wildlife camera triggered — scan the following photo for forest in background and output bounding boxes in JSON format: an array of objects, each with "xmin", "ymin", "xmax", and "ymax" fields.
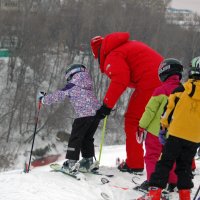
[{"xmin": 0, "ymin": 0, "xmax": 200, "ymax": 170}]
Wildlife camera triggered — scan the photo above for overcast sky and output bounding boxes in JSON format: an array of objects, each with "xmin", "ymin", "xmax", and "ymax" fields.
[{"xmin": 170, "ymin": 0, "xmax": 200, "ymax": 15}]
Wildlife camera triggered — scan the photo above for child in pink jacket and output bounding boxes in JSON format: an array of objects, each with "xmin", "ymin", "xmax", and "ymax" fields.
[{"xmin": 135, "ymin": 58, "xmax": 183, "ymax": 193}]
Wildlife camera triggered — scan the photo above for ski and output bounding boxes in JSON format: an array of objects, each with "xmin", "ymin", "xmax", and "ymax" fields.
[
  {"xmin": 101, "ymin": 177, "xmax": 170, "ymax": 200},
  {"xmin": 133, "ymin": 186, "xmax": 148, "ymax": 194},
  {"xmin": 101, "ymin": 192, "xmax": 111, "ymax": 200},
  {"xmin": 132, "ymin": 180, "xmax": 148, "ymax": 194},
  {"xmin": 89, "ymin": 170, "xmax": 114, "ymax": 177},
  {"xmin": 131, "ymin": 190, "xmax": 170, "ymax": 200},
  {"xmin": 101, "ymin": 177, "xmax": 130, "ymax": 190},
  {"xmin": 80, "ymin": 160, "xmax": 114, "ymax": 177},
  {"xmin": 131, "ymin": 196, "xmax": 169, "ymax": 200},
  {"xmin": 132, "ymin": 196, "xmax": 170, "ymax": 200},
  {"xmin": 50, "ymin": 163, "xmax": 114, "ymax": 179},
  {"xmin": 131, "ymin": 176, "xmax": 141, "ymax": 185},
  {"xmin": 50, "ymin": 163, "xmax": 84, "ymax": 180}
]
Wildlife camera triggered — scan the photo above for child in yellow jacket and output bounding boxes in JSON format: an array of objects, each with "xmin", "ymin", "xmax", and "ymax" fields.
[{"xmin": 140, "ymin": 56, "xmax": 200, "ymax": 200}]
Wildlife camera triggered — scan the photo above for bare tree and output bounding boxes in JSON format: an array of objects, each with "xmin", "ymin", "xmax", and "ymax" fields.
[{"xmin": 0, "ymin": 0, "xmax": 200, "ymax": 170}]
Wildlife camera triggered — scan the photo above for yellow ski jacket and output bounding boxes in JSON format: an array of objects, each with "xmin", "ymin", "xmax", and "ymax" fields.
[{"xmin": 161, "ymin": 79, "xmax": 200, "ymax": 143}]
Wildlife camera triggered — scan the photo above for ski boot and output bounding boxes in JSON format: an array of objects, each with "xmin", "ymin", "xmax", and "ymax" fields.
[
  {"xmin": 166, "ymin": 183, "xmax": 177, "ymax": 192},
  {"xmin": 179, "ymin": 189, "xmax": 191, "ymax": 200},
  {"xmin": 136, "ymin": 187, "xmax": 162, "ymax": 200},
  {"xmin": 62, "ymin": 159, "xmax": 80, "ymax": 174},
  {"xmin": 161, "ymin": 189, "xmax": 171, "ymax": 200},
  {"xmin": 148, "ymin": 187, "xmax": 162, "ymax": 200},
  {"xmin": 133, "ymin": 180, "xmax": 149, "ymax": 193},
  {"xmin": 78, "ymin": 157, "xmax": 99, "ymax": 173},
  {"xmin": 118, "ymin": 161, "xmax": 143, "ymax": 175}
]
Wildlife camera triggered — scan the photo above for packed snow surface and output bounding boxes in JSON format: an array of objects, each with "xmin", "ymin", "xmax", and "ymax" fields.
[{"xmin": 0, "ymin": 145, "xmax": 199, "ymax": 200}]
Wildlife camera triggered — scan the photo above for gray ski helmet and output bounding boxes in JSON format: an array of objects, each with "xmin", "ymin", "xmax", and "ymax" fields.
[
  {"xmin": 189, "ymin": 56, "xmax": 200, "ymax": 78},
  {"xmin": 158, "ymin": 58, "xmax": 183, "ymax": 82},
  {"xmin": 65, "ymin": 63, "xmax": 86, "ymax": 82}
]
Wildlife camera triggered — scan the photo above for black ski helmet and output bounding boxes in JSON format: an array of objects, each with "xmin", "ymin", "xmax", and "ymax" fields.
[
  {"xmin": 188, "ymin": 56, "xmax": 200, "ymax": 79},
  {"xmin": 158, "ymin": 58, "xmax": 183, "ymax": 82},
  {"xmin": 65, "ymin": 63, "xmax": 86, "ymax": 82}
]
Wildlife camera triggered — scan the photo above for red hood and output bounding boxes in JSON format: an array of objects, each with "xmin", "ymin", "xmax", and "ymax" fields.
[{"xmin": 100, "ymin": 32, "xmax": 130, "ymax": 72}]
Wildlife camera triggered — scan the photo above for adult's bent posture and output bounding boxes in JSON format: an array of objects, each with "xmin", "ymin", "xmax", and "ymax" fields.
[{"xmin": 91, "ymin": 32, "xmax": 163, "ymax": 173}]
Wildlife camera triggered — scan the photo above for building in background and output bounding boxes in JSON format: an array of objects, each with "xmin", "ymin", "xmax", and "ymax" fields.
[
  {"xmin": 0, "ymin": 0, "xmax": 61, "ymax": 12},
  {"xmin": 166, "ymin": 7, "xmax": 200, "ymax": 30},
  {"xmin": 0, "ymin": 0, "xmax": 20, "ymax": 11}
]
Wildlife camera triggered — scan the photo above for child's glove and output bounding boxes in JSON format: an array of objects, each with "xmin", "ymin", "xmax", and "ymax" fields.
[
  {"xmin": 37, "ymin": 91, "xmax": 46, "ymax": 102},
  {"xmin": 136, "ymin": 126, "xmax": 147, "ymax": 144},
  {"xmin": 159, "ymin": 129, "xmax": 167, "ymax": 145},
  {"xmin": 96, "ymin": 104, "xmax": 112, "ymax": 120}
]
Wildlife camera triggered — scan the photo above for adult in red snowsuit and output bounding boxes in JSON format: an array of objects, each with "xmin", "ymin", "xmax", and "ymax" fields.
[{"xmin": 91, "ymin": 32, "xmax": 163, "ymax": 172}]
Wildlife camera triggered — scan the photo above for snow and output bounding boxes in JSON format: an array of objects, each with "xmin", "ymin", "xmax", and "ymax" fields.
[{"xmin": 0, "ymin": 145, "xmax": 199, "ymax": 200}]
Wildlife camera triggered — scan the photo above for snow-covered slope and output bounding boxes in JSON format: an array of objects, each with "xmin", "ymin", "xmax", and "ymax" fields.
[{"xmin": 0, "ymin": 145, "xmax": 199, "ymax": 200}]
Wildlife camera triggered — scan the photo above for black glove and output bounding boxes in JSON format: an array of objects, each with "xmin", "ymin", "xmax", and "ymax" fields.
[{"xmin": 96, "ymin": 104, "xmax": 112, "ymax": 120}]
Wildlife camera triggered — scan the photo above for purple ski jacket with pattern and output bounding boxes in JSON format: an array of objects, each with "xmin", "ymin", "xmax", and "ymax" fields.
[{"xmin": 43, "ymin": 71, "xmax": 101, "ymax": 118}]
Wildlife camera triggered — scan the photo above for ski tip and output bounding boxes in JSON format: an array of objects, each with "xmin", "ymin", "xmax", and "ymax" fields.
[
  {"xmin": 106, "ymin": 174, "xmax": 114, "ymax": 177},
  {"xmin": 91, "ymin": 170, "xmax": 114, "ymax": 177},
  {"xmin": 101, "ymin": 192, "xmax": 110, "ymax": 200}
]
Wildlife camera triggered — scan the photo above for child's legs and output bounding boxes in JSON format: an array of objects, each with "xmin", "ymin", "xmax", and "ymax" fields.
[
  {"xmin": 149, "ymin": 136, "xmax": 181, "ymax": 189},
  {"xmin": 168, "ymin": 162, "xmax": 177, "ymax": 184},
  {"xmin": 66, "ymin": 117, "xmax": 93, "ymax": 160},
  {"xmin": 81, "ymin": 117, "xmax": 100, "ymax": 158},
  {"xmin": 175, "ymin": 140, "xmax": 199, "ymax": 190},
  {"xmin": 144, "ymin": 133, "xmax": 162, "ymax": 181}
]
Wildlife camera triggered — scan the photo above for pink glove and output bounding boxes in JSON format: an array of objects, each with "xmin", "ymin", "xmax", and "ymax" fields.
[{"xmin": 136, "ymin": 127, "xmax": 147, "ymax": 144}]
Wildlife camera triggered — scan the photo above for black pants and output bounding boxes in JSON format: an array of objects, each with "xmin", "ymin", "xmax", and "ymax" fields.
[
  {"xmin": 66, "ymin": 116, "xmax": 100, "ymax": 160},
  {"xmin": 149, "ymin": 135, "xmax": 199, "ymax": 190}
]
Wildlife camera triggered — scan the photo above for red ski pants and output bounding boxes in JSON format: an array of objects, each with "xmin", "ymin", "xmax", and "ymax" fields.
[{"xmin": 124, "ymin": 88, "xmax": 154, "ymax": 169}]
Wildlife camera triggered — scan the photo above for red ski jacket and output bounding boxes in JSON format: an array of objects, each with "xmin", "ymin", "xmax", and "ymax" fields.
[{"xmin": 99, "ymin": 32, "xmax": 163, "ymax": 108}]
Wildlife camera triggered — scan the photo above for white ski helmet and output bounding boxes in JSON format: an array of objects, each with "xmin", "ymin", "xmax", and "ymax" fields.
[
  {"xmin": 189, "ymin": 56, "xmax": 200, "ymax": 79},
  {"xmin": 65, "ymin": 64, "xmax": 86, "ymax": 82}
]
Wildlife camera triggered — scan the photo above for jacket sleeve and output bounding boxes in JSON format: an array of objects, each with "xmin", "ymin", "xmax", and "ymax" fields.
[
  {"xmin": 43, "ymin": 90, "xmax": 69, "ymax": 105},
  {"xmin": 103, "ymin": 54, "xmax": 130, "ymax": 108},
  {"xmin": 160, "ymin": 94, "xmax": 177, "ymax": 128},
  {"xmin": 139, "ymin": 95, "xmax": 163, "ymax": 129},
  {"xmin": 43, "ymin": 83, "xmax": 75, "ymax": 105},
  {"xmin": 160, "ymin": 85, "xmax": 184, "ymax": 128}
]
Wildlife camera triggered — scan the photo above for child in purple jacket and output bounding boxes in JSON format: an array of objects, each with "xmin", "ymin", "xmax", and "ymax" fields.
[{"xmin": 38, "ymin": 64, "xmax": 102, "ymax": 174}]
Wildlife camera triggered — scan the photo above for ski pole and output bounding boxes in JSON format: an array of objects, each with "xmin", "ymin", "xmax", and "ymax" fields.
[
  {"xmin": 193, "ymin": 184, "xmax": 200, "ymax": 200},
  {"xmin": 98, "ymin": 116, "xmax": 108, "ymax": 164},
  {"xmin": 26, "ymin": 100, "xmax": 42, "ymax": 173}
]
